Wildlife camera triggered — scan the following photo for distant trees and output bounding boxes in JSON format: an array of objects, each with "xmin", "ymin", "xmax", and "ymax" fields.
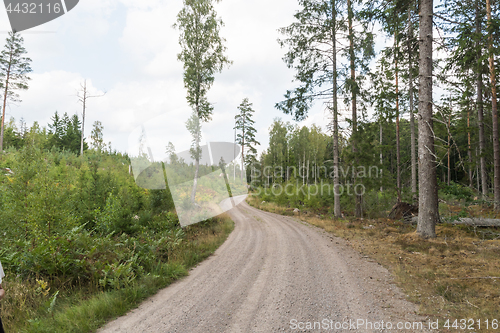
[
  {"xmin": 175, "ymin": 0, "xmax": 231, "ymax": 203},
  {"xmin": 1, "ymin": 112, "xmax": 89, "ymax": 154},
  {"xmin": 0, "ymin": 31, "xmax": 32, "ymax": 152},
  {"xmin": 47, "ymin": 111, "xmax": 88, "ymax": 154},
  {"xmin": 260, "ymin": 119, "xmax": 330, "ymax": 186}
]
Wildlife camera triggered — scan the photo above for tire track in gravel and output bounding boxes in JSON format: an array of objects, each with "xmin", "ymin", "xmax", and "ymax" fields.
[{"xmin": 98, "ymin": 199, "xmax": 430, "ymax": 333}]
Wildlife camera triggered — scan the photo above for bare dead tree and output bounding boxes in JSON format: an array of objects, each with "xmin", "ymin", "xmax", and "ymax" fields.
[{"xmin": 77, "ymin": 80, "xmax": 105, "ymax": 156}]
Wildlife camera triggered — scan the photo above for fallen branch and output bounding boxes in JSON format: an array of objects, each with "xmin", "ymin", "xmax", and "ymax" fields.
[
  {"xmin": 448, "ymin": 218, "xmax": 500, "ymax": 227},
  {"xmin": 466, "ymin": 299, "xmax": 479, "ymax": 308},
  {"xmin": 410, "ymin": 217, "xmax": 500, "ymax": 227}
]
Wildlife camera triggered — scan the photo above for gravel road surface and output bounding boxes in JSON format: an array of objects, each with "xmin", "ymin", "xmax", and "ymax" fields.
[{"xmin": 98, "ymin": 200, "xmax": 430, "ymax": 332}]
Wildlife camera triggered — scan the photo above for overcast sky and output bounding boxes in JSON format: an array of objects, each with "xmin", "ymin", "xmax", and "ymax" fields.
[{"xmin": 0, "ymin": 0, "xmax": 413, "ymax": 161}]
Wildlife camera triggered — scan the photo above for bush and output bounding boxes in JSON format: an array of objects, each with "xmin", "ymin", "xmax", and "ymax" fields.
[{"xmin": 439, "ymin": 181, "xmax": 475, "ymax": 202}]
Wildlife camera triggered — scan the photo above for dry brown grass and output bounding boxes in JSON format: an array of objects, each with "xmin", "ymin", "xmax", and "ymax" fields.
[{"xmin": 248, "ymin": 195, "xmax": 500, "ymax": 332}]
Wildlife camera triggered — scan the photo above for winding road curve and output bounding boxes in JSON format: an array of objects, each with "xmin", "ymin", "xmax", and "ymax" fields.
[{"xmin": 98, "ymin": 200, "xmax": 429, "ymax": 332}]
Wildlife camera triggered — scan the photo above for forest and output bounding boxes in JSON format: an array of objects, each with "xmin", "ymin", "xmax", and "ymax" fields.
[
  {"xmin": 0, "ymin": 0, "xmax": 498, "ymax": 330},
  {"xmin": 232, "ymin": 0, "xmax": 500, "ymax": 238}
]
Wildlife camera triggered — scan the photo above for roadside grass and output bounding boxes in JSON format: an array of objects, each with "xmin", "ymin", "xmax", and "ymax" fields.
[
  {"xmin": 1, "ymin": 214, "xmax": 234, "ymax": 333},
  {"xmin": 247, "ymin": 195, "xmax": 500, "ymax": 332}
]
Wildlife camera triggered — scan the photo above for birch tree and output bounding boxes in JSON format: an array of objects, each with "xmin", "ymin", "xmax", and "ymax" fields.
[{"xmin": 175, "ymin": 0, "xmax": 231, "ymax": 204}]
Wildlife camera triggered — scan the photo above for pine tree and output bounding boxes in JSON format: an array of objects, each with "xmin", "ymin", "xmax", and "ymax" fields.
[
  {"xmin": 345, "ymin": 0, "xmax": 375, "ymax": 216},
  {"xmin": 0, "ymin": 31, "xmax": 32, "ymax": 152},
  {"xmin": 370, "ymin": 0, "xmax": 418, "ymax": 201},
  {"xmin": 486, "ymin": 0, "xmax": 500, "ymax": 209},
  {"xmin": 476, "ymin": 0, "xmax": 488, "ymax": 197},
  {"xmin": 417, "ymin": 0, "xmax": 439, "ymax": 238},
  {"xmin": 234, "ymin": 98, "xmax": 260, "ymax": 183},
  {"xmin": 277, "ymin": 0, "xmax": 345, "ymax": 217}
]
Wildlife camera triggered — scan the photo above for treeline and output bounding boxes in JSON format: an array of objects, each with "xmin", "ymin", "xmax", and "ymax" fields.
[
  {"xmin": 253, "ymin": 118, "xmax": 481, "ymax": 216},
  {"xmin": 0, "ymin": 111, "xmax": 108, "ymax": 154}
]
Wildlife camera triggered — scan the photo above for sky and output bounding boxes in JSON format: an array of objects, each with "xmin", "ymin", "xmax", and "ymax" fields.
[{"xmin": 0, "ymin": 0, "xmax": 431, "ymax": 162}]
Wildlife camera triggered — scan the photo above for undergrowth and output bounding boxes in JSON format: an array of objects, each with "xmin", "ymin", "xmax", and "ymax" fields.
[
  {"xmin": 1, "ymin": 214, "xmax": 233, "ymax": 333},
  {"xmin": 0, "ymin": 146, "xmax": 234, "ymax": 332}
]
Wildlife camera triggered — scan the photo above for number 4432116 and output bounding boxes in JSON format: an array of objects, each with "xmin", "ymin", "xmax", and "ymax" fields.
[
  {"xmin": 6, "ymin": 3, "xmax": 62, "ymax": 14},
  {"xmin": 444, "ymin": 319, "xmax": 499, "ymax": 330}
]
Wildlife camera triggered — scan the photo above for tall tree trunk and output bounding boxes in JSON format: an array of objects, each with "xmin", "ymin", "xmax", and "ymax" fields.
[
  {"xmin": 468, "ymin": 106, "xmax": 473, "ymax": 187},
  {"xmin": 395, "ymin": 32, "xmax": 401, "ymax": 202},
  {"xmin": 306, "ymin": 159, "xmax": 309, "ymax": 186},
  {"xmin": 241, "ymin": 118, "xmax": 245, "ymax": 183},
  {"xmin": 448, "ymin": 113, "xmax": 451, "ymax": 186},
  {"xmin": 0, "ymin": 53, "xmax": 12, "ymax": 153},
  {"xmin": 380, "ymin": 122, "xmax": 383, "ymax": 192},
  {"xmin": 234, "ymin": 127, "xmax": 236, "ymax": 181},
  {"xmin": 487, "ymin": 0, "xmax": 500, "ymax": 209},
  {"xmin": 476, "ymin": 147, "xmax": 480, "ymax": 190},
  {"xmin": 191, "ymin": 101, "xmax": 201, "ymax": 204},
  {"xmin": 417, "ymin": 0, "xmax": 439, "ymax": 238},
  {"xmin": 332, "ymin": 0, "xmax": 341, "ymax": 218},
  {"xmin": 80, "ymin": 80, "xmax": 87, "ymax": 157},
  {"xmin": 348, "ymin": 0, "xmax": 362, "ymax": 217},
  {"xmin": 302, "ymin": 150, "xmax": 306, "ymax": 186},
  {"xmin": 191, "ymin": 133, "xmax": 200, "ymax": 204},
  {"xmin": 408, "ymin": 8, "xmax": 417, "ymax": 201},
  {"xmin": 477, "ymin": 0, "xmax": 488, "ymax": 197}
]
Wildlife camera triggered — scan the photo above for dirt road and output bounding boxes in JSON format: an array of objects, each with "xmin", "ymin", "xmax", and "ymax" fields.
[{"xmin": 99, "ymin": 200, "xmax": 430, "ymax": 332}]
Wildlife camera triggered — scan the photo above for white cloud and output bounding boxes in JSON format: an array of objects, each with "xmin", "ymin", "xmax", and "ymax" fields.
[{"xmin": 2, "ymin": 0, "xmax": 417, "ymax": 159}]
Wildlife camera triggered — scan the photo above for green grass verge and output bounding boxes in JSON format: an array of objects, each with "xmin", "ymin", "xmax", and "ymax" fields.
[{"xmin": 15, "ymin": 215, "xmax": 234, "ymax": 333}]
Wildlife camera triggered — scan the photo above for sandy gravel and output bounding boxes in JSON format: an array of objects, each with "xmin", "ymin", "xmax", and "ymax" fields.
[{"xmin": 98, "ymin": 200, "xmax": 431, "ymax": 332}]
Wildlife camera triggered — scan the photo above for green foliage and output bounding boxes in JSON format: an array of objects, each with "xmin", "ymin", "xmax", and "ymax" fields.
[
  {"xmin": 439, "ymin": 181, "xmax": 476, "ymax": 202},
  {"xmin": 90, "ymin": 120, "xmax": 105, "ymax": 152},
  {"xmin": 174, "ymin": 0, "xmax": 231, "ymax": 121},
  {"xmin": 2, "ymin": 215, "xmax": 233, "ymax": 333},
  {"xmin": 47, "ymin": 111, "xmax": 88, "ymax": 154},
  {"xmin": 0, "ymin": 147, "xmax": 185, "ymax": 291}
]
